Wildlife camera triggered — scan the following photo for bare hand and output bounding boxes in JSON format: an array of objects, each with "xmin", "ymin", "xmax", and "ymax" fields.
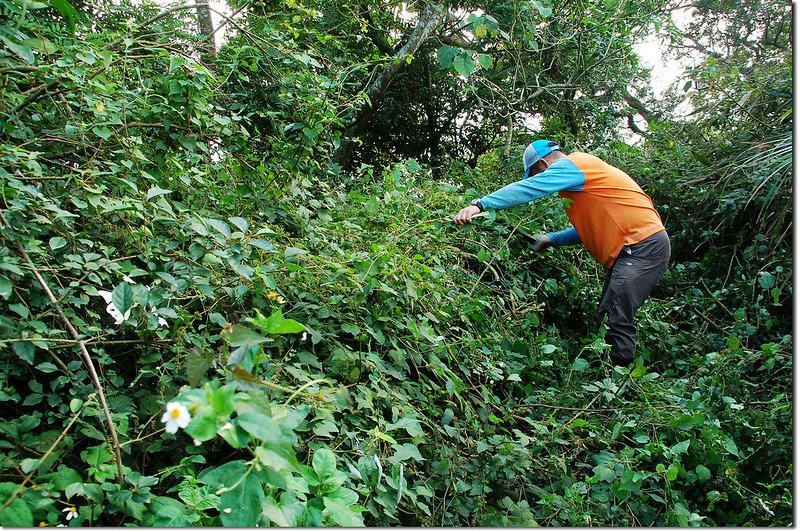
[{"xmin": 453, "ymin": 205, "xmax": 481, "ymax": 225}]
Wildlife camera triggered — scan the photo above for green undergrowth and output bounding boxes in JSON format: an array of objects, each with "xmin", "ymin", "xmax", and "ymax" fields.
[
  {"xmin": 0, "ymin": 156, "xmax": 792, "ymax": 526},
  {"xmin": 0, "ymin": 0, "xmax": 792, "ymax": 525}
]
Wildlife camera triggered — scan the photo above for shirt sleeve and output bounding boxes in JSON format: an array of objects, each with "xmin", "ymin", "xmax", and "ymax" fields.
[
  {"xmin": 547, "ymin": 226, "xmax": 581, "ymax": 247},
  {"xmin": 479, "ymin": 158, "xmax": 585, "ymax": 211}
]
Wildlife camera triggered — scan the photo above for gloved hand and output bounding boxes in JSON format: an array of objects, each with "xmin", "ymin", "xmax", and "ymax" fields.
[{"xmin": 528, "ymin": 234, "xmax": 552, "ymax": 252}]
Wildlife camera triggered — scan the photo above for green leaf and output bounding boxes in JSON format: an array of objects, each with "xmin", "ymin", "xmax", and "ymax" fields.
[
  {"xmin": 147, "ymin": 496, "xmax": 198, "ymax": 527},
  {"xmin": 220, "ymin": 473, "xmax": 263, "ymax": 527},
  {"xmin": 392, "ymin": 443, "xmax": 424, "ymax": 462},
  {"xmin": 670, "ymin": 439, "xmax": 691, "ymax": 455},
  {"xmin": 146, "ymin": 186, "xmax": 172, "ymax": 199},
  {"xmin": 0, "ymin": 276, "xmax": 12, "ymax": 299},
  {"xmin": 49, "ymin": 236, "xmax": 67, "ymax": 250},
  {"xmin": 237, "ymin": 410, "xmax": 276, "ymax": 441},
  {"xmin": 254, "ymin": 310, "xmax": 305, "ymax": 335},
  {"xmin": 112, "ymin": 282, "xmax": 134, "ymax": 314},
  {"xmin": 453, "ymin": 54, "xmax": 476, "ymax": 77},
  {"xmin": 312, "ymin": 447, "xmax": 338, "ymax": 480},
  {"xmin": 77, "ymin": 51, "xmax": 96, "ymax": 64},
  {"xmin": 1, "ymin": 37, "xmax": 35, "ymax": 64},
  {"xmin": 207, "ymin": 218, "xmax": 231, "ymax": 238},
  {"xmin": 758, "ymin": 272, "xmax": 775, "ymax": 289},
  {"xmin": 616, "ymin": 469, "xmax": 643, "ymax": 494},
  {"xmin": 35, "ymin": 362, "xmax": 57, "ymax": 373},
  {"xmin": 229, "ymin": 216, "xmax": 249, "ymax": 233},
  {"xmin": 184, "ymin": 408, "xmax": 219, "ymax": 442},
  {"xmin": 270, "ymin": 317, "xmax": 305, "ymax": 334},
  {"xmin": 436, "ymin": 45, "xmax": 459, "ymax": 68},
  {"xmin": 210, "ymin": 384, "xmax": 235, "ymax": 417},
  {"xmin": 666, "ymin": 463, "xmax": 679, "ymax": 481},
  {"xmin": 92, "ymin": 126, "xmax": 112, "ymax": 140},
  {"xmin": 695, "ymin": 464, "xmax": 711, "ymax": 482},
  {"xmin": 263, "ymin": 493, "xmax": 304, "ymax": 527},
  {"xmin": 723, "ymin": 437, "xmax": 740, "ymax": 457},
  {"xmin": 312, "ymin": 419, "xmax": 339, "ymax": 438},
  {"xmin": 254, "ymin": 445, "xmax": 299, "ymax": 473},
  {"xmin": 323, "ymin": 496, "xmax": 363, "ymax": 527},
  {"xmin": 0, "ymin": 483, "xmax": 33, "ymax": 526},
  {"xmin": 39, "ymin": 466, "xmax": 82, "ymax": 490},
  {"xmin": 186, "ymin": 349, "xmax": 214, "ymax": 387},
  {"xmin": 476, "ymin": 53, "xmax": 493, "ymax": 69},
  {"xmin": 9, "ymin": 303, "xmax": 29, "ymax": 319},
  {"xmin": 13, "ymin": 341, "xmax": 34, "ymax": 364},
  {"xmin": 49, "ymin": 0, "xmax": 78, "ymax": 34},
  {"xmin": 531, "ymin": 0, "xmax": 553, "ymax": 17},
  {"xmin": 249, "ymin": 239, "xmax": 277, "ymax": 252},
  {"xmin": 570, "ymin": 357, "xmax": 589, "ymax": 372},
  {"xmin": 593, "ymin": 465, "xmax": 616, "ymax": 483},
  {"xmin": 198, "ymin": 460, "xmax": 248, "ymax": 488},
  {"xmin": 631, "ymin": 360, "xmax": 646, "ymax": 378},
  {"xmin": 226, "ymin": 325, "xmax": 270, "ymax": 347},
  {"xmin": 386, "ymin": 416, "xmax": 423, "ymax": 437},
  {"xmin": 20, "ymin": 458, "xmax": 39, "ymax": 473}
]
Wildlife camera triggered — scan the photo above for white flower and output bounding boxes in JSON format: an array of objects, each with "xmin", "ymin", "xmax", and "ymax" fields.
[
  {"xmin": 373, "ymin": 455, "xmax": 383, "ymax": 484},
  {"xmin": 97, "ymin": 290, "xmax": 131, "ymax": 325},
  {"xmin": 223, "ymin": 508, "xmax": 232, "ymax": 514},
  {"xmin": 62, "ymin": 506, "xmax": 78, "ymax": 521},
  {"xmin": 161, "ymin": 402, "xmax": 191, "ymax": 434}
]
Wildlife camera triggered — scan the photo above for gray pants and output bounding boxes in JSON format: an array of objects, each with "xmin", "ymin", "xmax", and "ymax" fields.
[{"xmin": 599, "ymin": 230, "xmax": 671, "ymax": 366}]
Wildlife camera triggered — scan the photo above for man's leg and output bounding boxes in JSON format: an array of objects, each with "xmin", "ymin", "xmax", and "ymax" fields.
[{"xmin": 598, "ymin": 231, "xmax": 671, "ymax": 366}]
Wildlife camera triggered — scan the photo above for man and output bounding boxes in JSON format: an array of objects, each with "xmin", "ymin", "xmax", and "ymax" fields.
[{"xmin": 453, "ymin": 139, "xmax": 670, "ymax": 367}]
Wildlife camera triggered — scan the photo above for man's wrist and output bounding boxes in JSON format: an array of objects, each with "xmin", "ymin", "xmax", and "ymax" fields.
[{"xmin": 470, "ymin": 198, "xmax": 484, "ymax": 212}]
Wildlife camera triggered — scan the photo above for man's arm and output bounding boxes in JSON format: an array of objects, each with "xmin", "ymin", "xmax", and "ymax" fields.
[
  {"xmin": 546, "ymin": 226, "xmax": 581, "ymax": 246},
  {"xmin": 526, "ymin": 227, "xmax": 580, "ymax": 252},
  {"xmin": 479, "ymin": 159, "xmax": 585, "ymax": 210}
]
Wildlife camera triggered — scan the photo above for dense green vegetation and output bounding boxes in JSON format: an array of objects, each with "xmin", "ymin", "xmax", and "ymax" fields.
[{"xmin": 0, "ymin": 0, "xmax": 791, "ymax": 526}]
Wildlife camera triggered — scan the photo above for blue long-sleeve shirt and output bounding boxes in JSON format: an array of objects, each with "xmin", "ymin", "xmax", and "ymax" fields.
[
  {"xmin": 547, "ymin": 226, "xmax": 581, "ymax": 246},
  {"xmin": 480, "ymin": 158, "xmax": 584, "ymax": 248},
  {"xmin": 479, "ymin": 152, "xmax": 664, "ymax": 268}
]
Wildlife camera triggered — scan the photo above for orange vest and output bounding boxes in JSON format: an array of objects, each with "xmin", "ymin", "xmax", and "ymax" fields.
[{"xmin": 559, "ymin": 153, "xmax": 664, "ymax": 269}]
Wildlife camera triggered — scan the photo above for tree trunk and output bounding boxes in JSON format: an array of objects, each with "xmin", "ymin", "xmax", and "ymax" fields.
[
  {"xmin": 195, "ymin": 2, "xmax": 216, "ymax": 62},
  {"xmin": 331, "ymin": 2, "xmax": 444, "ymax": 169}
]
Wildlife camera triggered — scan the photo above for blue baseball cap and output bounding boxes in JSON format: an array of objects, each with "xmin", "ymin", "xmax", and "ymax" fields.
[{"xmin": 523, "ymin": 139, "xmax": 560, "ymax": 177}]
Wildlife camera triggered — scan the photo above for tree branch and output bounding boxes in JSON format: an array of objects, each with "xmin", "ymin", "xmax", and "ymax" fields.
[
  {"xmin": 622, "ymin": 87, "xmax": 658, "ymax": 124},
  {"xmin": 0, "ymin": 211, "xmax": 126, "ymax": 484},
  {"xmin": 331, "ymin": 2, "xmax": 445, "ymax": 168}
]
